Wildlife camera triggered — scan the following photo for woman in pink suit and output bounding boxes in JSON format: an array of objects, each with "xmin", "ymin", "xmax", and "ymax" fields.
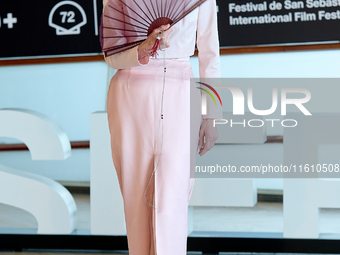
[{"xmin": 102, "ymin": 0, "xmax": 223, "ymax": 254}]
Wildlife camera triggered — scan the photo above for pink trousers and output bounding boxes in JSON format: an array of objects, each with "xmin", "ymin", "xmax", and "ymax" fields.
[{"xmin": 107, "ymin": 58, "xmax": 202, "ymax": 255}]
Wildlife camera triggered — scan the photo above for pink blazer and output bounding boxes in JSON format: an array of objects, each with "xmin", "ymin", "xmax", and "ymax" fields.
[{"xmin": 102, "ymin": 0, "xmax": 223, "ymax": 119}]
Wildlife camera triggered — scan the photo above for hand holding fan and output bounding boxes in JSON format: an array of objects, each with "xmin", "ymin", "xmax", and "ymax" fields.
[{"xmin": 137, "ymin": 23, "xmax": 173, "ymax": 60}]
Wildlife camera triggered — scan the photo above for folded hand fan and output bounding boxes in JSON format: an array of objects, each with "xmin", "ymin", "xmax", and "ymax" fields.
[{"xmin": 100, "ymin": 0, "xmax": 207, "ymax": 57}]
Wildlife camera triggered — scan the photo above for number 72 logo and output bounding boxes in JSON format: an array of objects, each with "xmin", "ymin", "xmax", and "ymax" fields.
[{"xmin": 48, "ymin": 1, "xmax": 87, "ymax": 36}]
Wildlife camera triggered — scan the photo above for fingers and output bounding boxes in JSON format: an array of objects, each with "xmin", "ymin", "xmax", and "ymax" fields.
[
  {"xmin": 198, "ymin": 119, "xmax": 218, "ymax": 156},
  {"xmin": 163, "ymin": 27, "xmax": 173, "ymax": 37},
  {"xmin": 142, "ymin": 23, "xmax": 172, "ymax": 55},
  {"xmin": 199, "ymin": 134, "xmax": 217, "ymax": 156},
  {"xmin": 199, "ymin": 129, "xmax": 216, "ymax": 156},
  {"xmin": 156, "ymin": 26, "xmax": 172, "ymax": 50},
  {"xmin": 153, "ymin": 24, "xmax": 172, "ymax": 44},
  {"xmin": 159, "ymin": 34, "xmax": 170, "ymax": 50},
  {"xmin": 153, "ymin": 24, "xmax": 171, "ymax": 34},
  {"xmin": 199, "ymin": 138, "xmax": 214, "ymax": 156},
  {"xmin": 198, "ymin": 127, "xmax": 204, "ymax": 153}
]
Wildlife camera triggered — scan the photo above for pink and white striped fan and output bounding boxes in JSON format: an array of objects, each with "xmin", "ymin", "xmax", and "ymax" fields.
[{"xmin": 100, "ymin": 0, "xmax": 207, "ymax": 57}]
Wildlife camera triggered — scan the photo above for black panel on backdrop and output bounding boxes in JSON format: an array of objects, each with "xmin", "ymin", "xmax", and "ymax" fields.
[
  {"xmin": 0, "ymin": 0, "xmax": 103, "ymax": 59},
  {"xmin": 217, "ymin": 0, "xmax": 340, "ymax": 47},
  {"xmin": 1, "ymin": 0, "xmax": 340, "ymax": 60}
]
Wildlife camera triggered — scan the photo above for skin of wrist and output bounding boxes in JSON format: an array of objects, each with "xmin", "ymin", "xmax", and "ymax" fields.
[{"xmin": 137, "ymin": 45, "xmax": 148, "ymax": 59}]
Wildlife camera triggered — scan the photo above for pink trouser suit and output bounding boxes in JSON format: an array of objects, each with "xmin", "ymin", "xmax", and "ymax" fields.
[{"xmin": 103, "ymin": 0, "xmax": 223, "ymax": 254}]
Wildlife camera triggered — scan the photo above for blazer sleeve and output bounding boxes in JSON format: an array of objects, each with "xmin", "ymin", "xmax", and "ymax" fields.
[
  {"xmin": 102, "ymin": 0, "xmax": 150, "ymax": 69},
  {"xmin": 196, "ymin": 0, "xmax": 223, "ymax": 120}
]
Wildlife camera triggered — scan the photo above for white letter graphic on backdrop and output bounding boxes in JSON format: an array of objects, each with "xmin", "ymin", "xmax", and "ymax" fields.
[
  {"xmin": 284, "ymin": 113, "xmax": 340, "ymax": 238},
  {"xmin": 0, "ymin": 108, "xmax": 76, "ymax": 234},
  {"xmin": 90, "ymin": 111, "xmax": 126, "ymax": 235}
]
